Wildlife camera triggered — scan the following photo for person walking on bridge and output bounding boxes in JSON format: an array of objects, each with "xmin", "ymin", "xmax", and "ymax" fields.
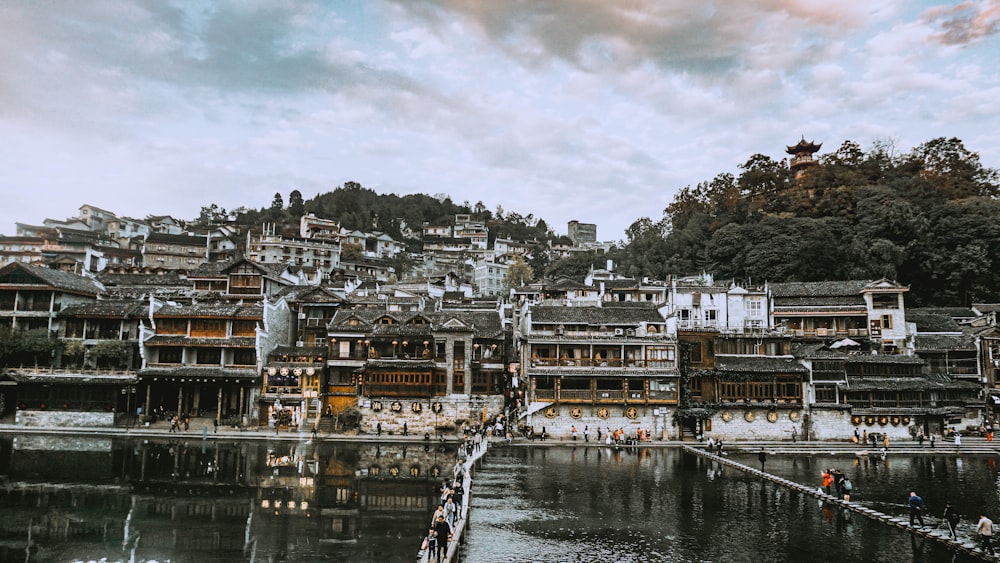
[
  {"xmin": 909, "ymin": 491, "xmax": 926, "ymax": 527},
  {"xmin": 944, "ymin": 501, "xmax": 960, "ymax": 540},
  {"xmin": 977, "ymin": 513, "xmax": 995, "ymax": 555},
  {"xmin": 433, "ymin": 515, "xmax": 452, "ymax": 562},
  {"xmin": 758, "ymin": 448, "xmax": 767, "ymax": 471}
]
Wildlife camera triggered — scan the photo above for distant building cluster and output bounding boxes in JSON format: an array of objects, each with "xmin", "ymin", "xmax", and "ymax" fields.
[
  {"xmin": 0, "ymin": 206, "xmax": 609, "ymax": 298},
  {"xmin": 2, "ymin": 251, "xmax": 999, "ymax": 445}
]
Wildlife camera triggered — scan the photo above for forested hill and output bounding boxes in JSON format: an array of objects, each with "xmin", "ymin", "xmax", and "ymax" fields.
[
  {"xmin": 212, "ymin": 137, "xmax": 999, "ymax": 308},
  {"xmin": 214, "ymin": 181, "xmax": 555, "ymax": 252},
  {"xmin": 610, "ymin": 137, "xmax": 1000, "ymax": 307}
]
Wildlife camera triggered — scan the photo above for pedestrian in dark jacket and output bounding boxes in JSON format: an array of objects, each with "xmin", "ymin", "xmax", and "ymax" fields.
[
  {"xmin": 944, "ymin": 501, "xmax": 960, "ymax": 540},
  {"xmin": 433, "ymin": 516, "xmax": 451, "ymax": 561},
  {"xmin": 909, "ymin": 492, "xmax": 926, "ymax": 527}
]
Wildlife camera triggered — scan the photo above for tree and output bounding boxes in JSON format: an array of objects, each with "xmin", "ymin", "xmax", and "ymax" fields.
[
  {"xmin": 545, "ymin": 253, "xmax": 597, "ymax": 281},
  {"xmin": 288, "ymin": 189, "xmax": 305, "ymax": 217},
  {"xmin": 341, "ymin": 242, "xmax": 364, "ymax": 262},
  {"xmin": 270, "ymin": 192, "xmax": 284, "ymax": 211},
  {"xmin": 0, "ymin": 328, "xmax": 62, "ymax": 368},
  {"xmin": 504, "ymin": 256, "xmax": 534, "ymax": 289}
]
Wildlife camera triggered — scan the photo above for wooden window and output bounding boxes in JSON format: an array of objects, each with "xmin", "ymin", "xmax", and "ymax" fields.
[
  {"xmin": 191, "ymin": 319, "xmax": 225, "ymax": 337},
  {"xmin": 157, "ymin": 318, "xmax": 188, "ymax": 335}
]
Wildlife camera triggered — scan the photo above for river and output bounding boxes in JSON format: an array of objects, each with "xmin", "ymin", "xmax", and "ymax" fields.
[
  {"xmin": 463, "ymin": 445, "xmax": 1000, "ymax": 562},
  {"xmin": 2, "ymin": 435, "xmax": 998, "ymax": 562},
  {"xmin": 0, "ymin": 434, "xmax": 453, "ymax": 563}
]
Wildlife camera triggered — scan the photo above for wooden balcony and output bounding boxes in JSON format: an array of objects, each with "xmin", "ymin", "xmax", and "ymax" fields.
[{"xmin": 531, "ymin": 388, "xmax": 676, "ymax": 404}]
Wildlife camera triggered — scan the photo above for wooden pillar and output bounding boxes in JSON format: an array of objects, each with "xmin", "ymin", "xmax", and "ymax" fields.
[
  {"xmin": 464, "ymin": 336, "xmax": 473, "ymax": 395},
  {"xmin": 176, "ymin": 386, "xmax": 183, "ymax": 415},
  {"xmin": 144, "ymin": 384, "xmax": 152, "ymax": 416},
  {"xmin": 445, "ymin": 338, "xmax": 454, "ymax": 395},
  {"xmin": 216, "ymin": 387, "xmax": 223, "ymax": 423},
  {"xmin": 238, "ymin": 386, "xmax": 245, "ymax": 419}
]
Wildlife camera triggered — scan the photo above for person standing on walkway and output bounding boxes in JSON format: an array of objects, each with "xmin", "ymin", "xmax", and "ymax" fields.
[
  {"xmin": 909, "ymin": 492, "xmax": 926, "ymax": 527},
  {"xmin": 583, "ymin": 425, "xmax": 589, "ymax": 442},
  {"xmin": 853, "ymin": 429, "xmax": 860, "ymax": 444},
  {"xmin": 883, "ymin": 434, "xmax": 889, "ymax": 450},
  {"xmin": 791, "ymin": 427, "xmax": 797, "ymax": 442},
  {"xmin": 433, "ymin": 515, "xmax": 451, "ymax": 562},
  {"xmin": 870, "ymin": 432, "xmax": 877, "ymax": 449},
  {"xmin": 944, "ymin": 501, "xmax": 960, "ymax": 540},
  {"xmin": 403, "ymin": 422, "xmax": 408, "ymax": 436},
  {"xmin": 862, "ymin": 429, "xmax": 868, "ymax": 445},
  {"xmin": 917, "ymin": 433, "xmax": 924, "ymax": 447},
  {"xmin": 978, "ymin": 514, "xmax": 995, "ymax": 555},
  {"xmin": 955, "ymin": 432, "xmax": 962, "ymax": 448},
  {"xmin": 377, "ymin": 422, "xmax": 382, "ymax": 437},
  {"xmin": 822, "ymin": 469, "xmax": 834, "ymax": 495},
  {"xmin": 930, "ymin": 434, "xmax": 936, "ymax": 448},
  {"xmin": 758, "ymin": 448, "xmax": 767, "ymax": 471},
  {"xmin": 571, "ymin": 425, "xmax": 577, "ymax": 440}
]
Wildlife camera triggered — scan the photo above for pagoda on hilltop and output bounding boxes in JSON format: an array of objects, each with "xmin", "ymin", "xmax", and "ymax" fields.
[{"xmin": 786, "ymin": 136, "xmax": 821, "ymax": 178}]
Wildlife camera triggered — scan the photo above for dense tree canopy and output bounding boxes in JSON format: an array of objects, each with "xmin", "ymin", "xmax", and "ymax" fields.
[
  {"xmin": 616, "ymin": 137, "xmax": 1000, "ymax": 305},
  {"xmin": 196, "ymin": 137, "xmax": 998, "ymax": 306}
]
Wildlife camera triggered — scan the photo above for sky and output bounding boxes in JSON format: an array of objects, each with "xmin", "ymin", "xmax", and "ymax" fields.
[{"xmin": 2, "ymin": 1, "xmax": 999, "ymax": 243}]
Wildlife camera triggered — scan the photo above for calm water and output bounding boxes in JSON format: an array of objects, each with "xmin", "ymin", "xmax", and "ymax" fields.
[
  {"xmin": 0, "ymin": 434, "xmax": 455, "ymax": 563},
  {"xmin": 463, "ymin": 445, "xmax": 1000, "ymax": 563},
  {"xmin": 3, "ymin": 436, "xmax": 999, "ymax": 563}
]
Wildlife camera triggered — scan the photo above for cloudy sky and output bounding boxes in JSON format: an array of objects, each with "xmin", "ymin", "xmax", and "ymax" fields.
[{"xmin": 2, "ymin": 1, "xmax": 999, "ymax": 242}]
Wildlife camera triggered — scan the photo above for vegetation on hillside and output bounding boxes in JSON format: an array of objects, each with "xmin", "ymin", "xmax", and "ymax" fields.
[
  {"xmin": 610, "ymin": 137, "xmax": 1000, "ymax": 306},
  {"xmin": 195, "ymin": 137, "xmax": 1000, "ymax": 306}
]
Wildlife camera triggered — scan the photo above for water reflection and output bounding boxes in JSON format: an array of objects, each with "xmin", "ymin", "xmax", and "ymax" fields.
[
  {"xmin": 466, "ymin": 446, "xmax": 998, "ymax": 563},
  {"xmin": 0, "ymin": 435, "xmax": 455, "ymax": 562}
]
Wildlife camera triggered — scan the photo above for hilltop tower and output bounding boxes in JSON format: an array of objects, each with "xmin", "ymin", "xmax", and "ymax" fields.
[{"xmin": 786, "ymin": 137, "xmax": 821, "ymax": 178}]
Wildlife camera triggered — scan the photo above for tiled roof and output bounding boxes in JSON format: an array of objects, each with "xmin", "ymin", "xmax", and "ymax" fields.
[
  {"xmin": 145, "ymin": 335, "xmax": 256, "ymax": 347},
  {"xmin": 973, "ymin": 303, "xmax": 1000, "ymax": 313},
  {"xmin": 841, "ymin": 374, "xmax": 979, "ymax": 391},
  {"xmin": 907, "ymin": 311, "xmax": 962, "ymax": 332},
  {"xmin": 0, "ymin": 262, "xmax": 102, "ymax": 296},
  {"xmin": 844, "ymin": 354, "xmax": 926, "ymax": 365},
  {"xmin": 59, "ymin": 299, "xmax": 147, "ymax": 318},
  {"xmin": 530, "ymin": 305, "xmax": 664, "ymax": 325},
  {"xmin": 138, "ymin": 366, "xmax": 257, "ymax": 379},
  {"xmin": 8, "ymin": 372, "xmax": 136, "ymax": 385},
  {"xmin": 276, "ymin": 285, "xmax": 346, "ymax": 303},
  {"xmin": 600, "ymin": 279, "xmax": 639, "ymax": 289},
  {"xmin": 145, "ymin": 233, "xmax": 207, "ymax": 245},
  {"xmin": 96, "ymin": 271, "xmax": 188, "ymax": 286},
  {"xmin": 327, "ymin": 309, "xmax": 504, "ymax": 339},
  {"xmin": 714, "ymin": 355, "xmax": 808, "ymax": 373},
  {"xmin": 909, "ymin": 306, "xmax": 977, "ymax": 319},
  {"xmin": 913, "ymin": 334, "xmax": 976, "ymax": 351},
  {"xmin": 769, "ymin": 280, "xmax": 874, "ymax": 297},
  {"xmin": 772, "ymin": 296, "xmax": 867, "ymax": 309},
  {"xmin": 187, "ymin": 261, "xmax": 230, "ymax": 277},
  {"xmin": 154, "ymin": 302, "xmax": 263, "ymax": 319}
]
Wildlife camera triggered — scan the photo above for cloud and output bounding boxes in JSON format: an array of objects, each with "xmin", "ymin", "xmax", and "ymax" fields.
[{"xmin": 922, "ymin": 0, "xmax": 1000, "ymax": 44}]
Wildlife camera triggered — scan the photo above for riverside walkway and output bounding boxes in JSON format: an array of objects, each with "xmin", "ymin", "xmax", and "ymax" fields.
[{"xmin": 682, "ymin": 444, "xmax": 998, "ymax": 561}]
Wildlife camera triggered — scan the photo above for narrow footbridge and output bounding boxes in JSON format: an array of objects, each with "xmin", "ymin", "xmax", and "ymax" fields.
[{"xmin": 682, "ymin": 445, "xmax": 996, "ymax": 561}]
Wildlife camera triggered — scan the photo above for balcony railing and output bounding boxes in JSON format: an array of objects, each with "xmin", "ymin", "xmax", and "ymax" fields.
[
  {"xmin": 529, "ymin": 358, "xmax": 675, "ymax": 369},
  {"xmin": 531, "ymin": 388, "xmax": 676, "ymax": 403}
]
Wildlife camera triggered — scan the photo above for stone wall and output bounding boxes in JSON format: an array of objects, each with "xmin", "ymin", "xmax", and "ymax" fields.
[
  {"xmin": 523, "ymin": 405, "xmax": 674, "ymax": 441},
  {"xmin": 359, "ymin": 396, "xmax": 505, "ymax": 437},
  {"xmin": 15, "ymin": 410, "xmax": 115, "ymax": 427}
]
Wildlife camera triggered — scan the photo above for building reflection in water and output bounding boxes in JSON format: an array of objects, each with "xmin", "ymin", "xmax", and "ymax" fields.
[{"xmin": 0, "ymin": 436, "xmax": 453, "ymax": 562}]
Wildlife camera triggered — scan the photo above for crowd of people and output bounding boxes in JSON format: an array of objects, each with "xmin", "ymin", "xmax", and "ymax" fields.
[{"xmin": 418, "ymin": 423, "xmax": 489, "ymax": 562}]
